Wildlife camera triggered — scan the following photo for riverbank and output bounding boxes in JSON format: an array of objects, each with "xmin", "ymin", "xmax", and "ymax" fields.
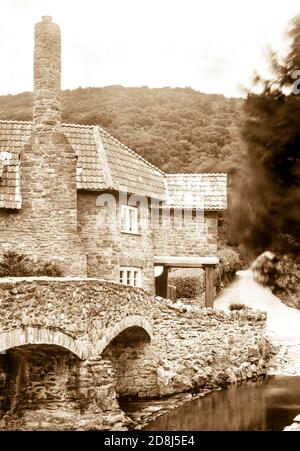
[
  {"xmin": 124, "ymin": 268, "xmax": 300, "ymax": 431},
  {"xmin": 143, "ymin": 376, "xmax": 300, "ymax": 431},
  {"xmin": 122, "ymin": 375, "xmax": 300, "ymax": 431},
  {"xmin": 121, "ymin": 389, "xmax": 224, "ymax": 430}
]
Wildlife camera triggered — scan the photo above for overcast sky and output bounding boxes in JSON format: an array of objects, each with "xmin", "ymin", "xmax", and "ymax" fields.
[{"xmin": 0, "ymin": 0, "xmax": 299, "ymax": 97}]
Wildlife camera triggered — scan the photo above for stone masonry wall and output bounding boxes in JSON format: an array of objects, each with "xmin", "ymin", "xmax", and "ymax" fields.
[
  {"xmin": 153, "ymin": 210, "xmax": 218, "ymax": 257},
  {"xmin": 0, "ymin": 277, "xmax": 272, "ymax": 430},
  {"xmin": 77, "ymin": 191, "xmax": 155, "ymax": 293},
  {"xmin": 0, "ymin": 277, "xmax": 154, "ymax": 359},
  {"xmin": 77, "ymin": 193, "xmax": 220, "ymax": 294},
  {"xmin": 103, "ymin": 299, "xmax": 270, "ymax": 399},
  {"xmin": 0, "ymin": 348, "xmax": 128, "ymax": 431},
  {"xmin": 0, "ymin": 133, "xmax": 87, "ymax": 276}
]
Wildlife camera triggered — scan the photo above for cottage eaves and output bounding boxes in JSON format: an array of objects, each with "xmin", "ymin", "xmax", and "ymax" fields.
[{"xmin": 0, "ymin": 120, "xmax": 227, "ymax": 210}]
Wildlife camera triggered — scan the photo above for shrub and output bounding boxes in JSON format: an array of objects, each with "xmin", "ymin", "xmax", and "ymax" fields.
[
  {"xmin": 216, "ymin": 247, "xmax": 243, "ymax": 291},
  {"xmin": 252, "ymin": 251, "xmax": 300, "ymax": 309},
  {"xmin": 229, "ymin": 303, "xmax": 246, "ymax": 311},
  {"xmin": 251, "ymin": 251, "xmax": 279, "ymax": 289},
  {"xmin": 273, "ymin": 254, "xmax": 300, "ymax": 309},
  {"xmin": 169, "ymin": 247, "xmax": 243, "ymax": 300},
  {"xmin": 170, "ymin": 274, "xmax": 205, "ymax": 299},
  {"xmin": 0, "ymin": 251, "xmax": 62, "ymax": 277}
]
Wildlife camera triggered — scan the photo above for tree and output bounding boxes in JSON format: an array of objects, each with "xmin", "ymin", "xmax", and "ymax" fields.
[{"xmin": 230, "ymin": 14, "xmax": 300, "ymax": 256}]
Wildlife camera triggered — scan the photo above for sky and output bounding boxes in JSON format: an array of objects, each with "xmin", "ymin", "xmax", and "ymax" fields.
[{"xmin": 0, "ymin": 0, "xmax": 299, "ymax": 97}]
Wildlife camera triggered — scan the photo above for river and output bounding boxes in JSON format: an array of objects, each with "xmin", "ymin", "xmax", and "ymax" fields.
[{"xmin": 131, "ymin": 376, "xmax": 300, "ymax": 431}]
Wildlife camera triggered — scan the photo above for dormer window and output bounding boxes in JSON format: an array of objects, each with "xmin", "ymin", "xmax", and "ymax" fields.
[{"xmin": 120, "ymin": 205, "xmax": 139, "ymax": 234}]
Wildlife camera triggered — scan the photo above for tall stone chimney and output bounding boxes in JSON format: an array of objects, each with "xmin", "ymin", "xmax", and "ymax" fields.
[
  {"xmin": 14, "ymin": 17, "xmax": 87, "ymax": 276},
  {"xmin": 33, "ymin": 16, "xmax": 61, "ymax": 132}
]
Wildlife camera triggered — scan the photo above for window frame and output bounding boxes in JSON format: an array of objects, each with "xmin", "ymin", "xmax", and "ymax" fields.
[
  {"xmin": 120, "ymin": 205, "xmax": 139, "ymax": 234},
  {"xmin": 119, "ymin": 267, "xmax": 142, "ymax": 288}
]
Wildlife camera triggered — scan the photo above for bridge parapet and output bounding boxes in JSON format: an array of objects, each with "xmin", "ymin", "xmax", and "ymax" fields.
[{"xmin": 0, "ymin": 277, "xmax": 155, "ymax": 358}]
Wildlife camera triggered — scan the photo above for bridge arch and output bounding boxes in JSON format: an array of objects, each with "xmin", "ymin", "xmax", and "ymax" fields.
[
  {"xmin": 94, "ymin": 315, "xmax": 153, "ymax": 356},
  {"xmin": 0, "ymin": 326, "xmax": 90, "ymax": 359},
  {"xmin": 100, "ymin": 315, "xmax": 154, "ymax": 399}
]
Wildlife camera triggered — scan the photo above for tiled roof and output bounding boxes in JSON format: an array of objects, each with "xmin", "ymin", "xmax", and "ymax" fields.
[
  {"xmin": 165, "ymin": 173, "xmax": 227, "ymax": 210},
  {"xmin": 0, "ymin": 151, "xmax": 11, "ymax": 178},
  {"xmin": 100, "ymin": 127, "xmax": 166, "ymax": 199},
  {"xmin": 0, "ymin": 120, "xmax": 227, "ymax": 210},
  {"xmin": 64, "ymin": 124, "xmax": 166, "ymax": 199},
  {"xmin": 63, "ymin": 124, "xmax": 107, "ymax": 191},
  {"xmin": 0, "ymin": 121, "xmax": 30, "ymax": 209}
]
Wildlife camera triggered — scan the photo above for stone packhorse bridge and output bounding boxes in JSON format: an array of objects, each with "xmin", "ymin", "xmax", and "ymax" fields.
[
  {"xmin": 0, "ymin": 277, "xmax": 154, "ymax": 360},
  {"xmin": 0, "ymin": 277, "xmax": 270, "ymax": 431}
]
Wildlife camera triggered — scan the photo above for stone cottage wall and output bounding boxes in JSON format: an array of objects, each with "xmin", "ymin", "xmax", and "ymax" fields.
[
  {"xmin": 77, "ymin": 191, "xmax": 155, "ymax": 293},
  {"xmin": 153, "ymin": 210, "xmax": 218, "ymax": 257},
  {"xmin": 0, "ymin": 133, "xmax": 87, "ymax": 276}
]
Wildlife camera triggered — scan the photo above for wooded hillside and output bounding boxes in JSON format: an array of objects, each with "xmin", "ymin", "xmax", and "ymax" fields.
[{"xmin": 0, "ymin": 86, "xmax": 245, "ymax": 174}]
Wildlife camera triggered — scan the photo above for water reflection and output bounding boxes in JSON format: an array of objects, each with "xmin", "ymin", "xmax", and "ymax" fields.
[{"xmin": 144, "ymin": 377, "xmax": 300, "ymax": 431}]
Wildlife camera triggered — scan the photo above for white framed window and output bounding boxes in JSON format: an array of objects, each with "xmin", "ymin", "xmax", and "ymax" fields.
[
  {"xmin": 119, "ymin": 267, "xmax": 142, "ymax": 288},
  {"xmin": 120, "ymin": 205, "xmax": 139, "ymax": 234}
]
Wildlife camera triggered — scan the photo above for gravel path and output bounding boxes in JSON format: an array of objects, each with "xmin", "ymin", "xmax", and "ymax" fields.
[{"xmin": 214, "ymin": 270, "xmax": 300, "ymax": 375}]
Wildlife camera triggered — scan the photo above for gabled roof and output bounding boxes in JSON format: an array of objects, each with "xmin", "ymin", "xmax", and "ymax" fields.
[
  {"xmin": 165, "ymin": 173, "xmax": 227, "ymax": 210},
  {"xmin": 0, "ymin": 120, "xmax": 227, "ymax": 210},
  {"xmin": 63, "ymin": 123, "xmax": 166, "ymax": 199}
]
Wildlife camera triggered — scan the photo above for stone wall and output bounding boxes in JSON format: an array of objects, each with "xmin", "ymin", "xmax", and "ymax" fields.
[
  {"xmin": 0, "ymin": 277, "xmax": 272, "ymax": 430},
  {"xmin": 153, "ymin": 210, "xmax": 218, "ymax": 257},
  {"xmin": 104, "ymin": 299, "xmax": 270, "ymax": 399},
  {"xmin": 0, "ymin": 277, "xmax": 154, "ymax": 359},
  {"xmin": 77, "ymin": 193, "xmax": 220, "ymax": 295},
  {"xmin": 77, "ymin": 191, "xmax": 155, "ymax": 293},
  {"xmin": 0, "ymin": 347, "xmax": 128, "ymax": 431}
]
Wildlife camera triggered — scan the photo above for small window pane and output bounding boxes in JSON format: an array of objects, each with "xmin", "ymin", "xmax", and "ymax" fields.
[
  {"xmin": 120, "ymin": 206, "xmax": 138, "ymax": 233},
  {"xmin": 120, "ymin": 267, "xmax": 141, "ymax": 288},
  {"xmin": 129, "ymin": 209, "xmax": 135, "ymax": 232}
]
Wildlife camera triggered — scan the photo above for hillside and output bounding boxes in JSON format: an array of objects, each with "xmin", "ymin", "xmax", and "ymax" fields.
[{"xmin": 0, "ymin": 86, "xmax": 245, "ymax": 174}]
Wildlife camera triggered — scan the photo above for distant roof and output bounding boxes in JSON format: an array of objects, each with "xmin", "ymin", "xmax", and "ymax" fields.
[
  {"xmin": 0, "ymin": 120, "xmax": 227, "ymax": 210},
  {"xmin": 165, "ymin": 173, "xmax": 227, "ymax": 210}
]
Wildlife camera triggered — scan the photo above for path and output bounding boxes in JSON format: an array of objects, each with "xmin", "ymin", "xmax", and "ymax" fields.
[{"xmin": 214, "ymin": 270, "xmax": 300, "ymax": 375}]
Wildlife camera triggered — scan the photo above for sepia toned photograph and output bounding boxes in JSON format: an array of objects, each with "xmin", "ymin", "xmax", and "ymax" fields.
[{"xmin": 0, "ymin": 0, "xmax": 300, "ymax": 437}]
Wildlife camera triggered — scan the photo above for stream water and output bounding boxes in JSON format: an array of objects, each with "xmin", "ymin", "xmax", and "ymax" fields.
[{"xmin": 138, "ymin": 376, "xmax": 300, "ymax": 431}]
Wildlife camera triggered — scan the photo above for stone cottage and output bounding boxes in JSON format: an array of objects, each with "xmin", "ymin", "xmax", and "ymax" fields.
[{"xmin": 0, "ymin": 16, "xmax": 227, "ymax": 303}]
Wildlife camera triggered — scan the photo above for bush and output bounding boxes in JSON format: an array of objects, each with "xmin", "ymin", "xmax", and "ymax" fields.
[
  {"xmin": 273, "ymin": 254, "xmax": 300, "ymax": 309},
  {"xmin": 169, "ymin": 247, "xmax": 243, "ymax": 300},
  {"xmin": 229, "ymin": 303, "xmax": 246, "ymax": 311},
  {"xmin": 170, "ymin": 274, "xmax": 205, "ymax": 299},
  {"xmin": 251, "ymin": 251, "xmax": 279, "ymax": 289},
  {"xmin": 0, "ymin": 251, "xmax": 62, "ymax": 277},
  {"xmin": 216, "ymin": 247, "xmax": 243, "ymax": 291},
  {"xmin": 252, "ymin": 251, "xmax": 300, "ymax": 309}
]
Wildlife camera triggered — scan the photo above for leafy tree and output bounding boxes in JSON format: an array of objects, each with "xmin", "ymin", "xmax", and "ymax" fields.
[{"xmin": 230, "ymin": 14, "xmax": 300, "ymax": 256}]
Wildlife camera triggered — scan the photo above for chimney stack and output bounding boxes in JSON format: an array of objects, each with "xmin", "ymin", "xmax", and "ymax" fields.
[{"xmin": 33, "ymin": 16, "xmax": 61, "ymax": 132}]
